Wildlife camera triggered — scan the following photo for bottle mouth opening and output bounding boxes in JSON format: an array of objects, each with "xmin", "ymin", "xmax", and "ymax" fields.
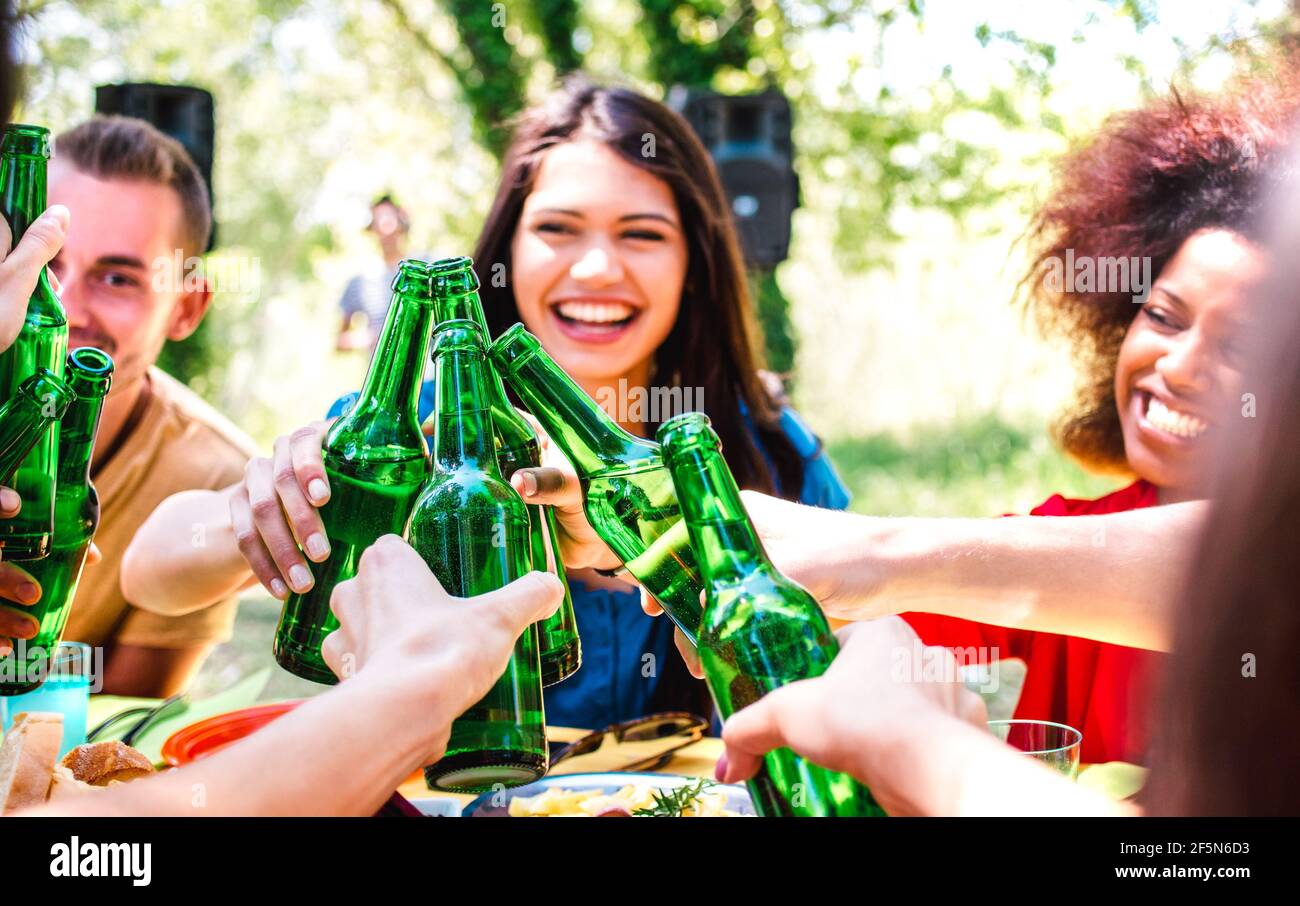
[
  {"xmin": 431, "ymin": 256, "xmax": 480, "ymax": 296},
  {"xmin": 489, "ymin": 323, "xmax": 541, "ymax": 376},
  {"xmin": 392, "ymin": 259, "xmax": 437, "ymax": 296},
  {"xmin": 69, "ymin": 347, "xmax": 114, "ymax": 376},
  {"xmin": 2, "ymin": 124, "xmax": 52, "ymax": 157},
  {"xmin": 657, "ymin": 411, "xmax": 715, "ymax": 453},
  {"xmin": 430, "ymin": 319, "xmax": 487, "ymax": 356},
  {"xmin": 431, "ymin": 255, "xmax": 473, "ymax": 274}
]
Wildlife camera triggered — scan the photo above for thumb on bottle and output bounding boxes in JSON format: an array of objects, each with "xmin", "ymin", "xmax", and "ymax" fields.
[
  {"xmin": 474, "ymin": 571, "xmax": 564, "ymax": 631},
  {"xmin": 5, "ymin": 206, "xmax": 69, "ymax": 275},
  {"xmin": 719, "ymin": 687, "xmax": 803, "ymax": 782},
  {"xmin": 0, "ymin": 207, "xmax": 69, "ymax": 350}
]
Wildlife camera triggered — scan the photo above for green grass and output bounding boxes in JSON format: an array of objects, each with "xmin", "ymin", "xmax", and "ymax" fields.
[{"xmin": 827, "ymin": 413, "xmax": 1120, "ymax": 518}]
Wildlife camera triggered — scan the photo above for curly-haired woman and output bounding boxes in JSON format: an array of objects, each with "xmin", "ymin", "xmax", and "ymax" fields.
[{"xmin": 904, "ymin": 71, "xmax": 1298, "ymax": 765}]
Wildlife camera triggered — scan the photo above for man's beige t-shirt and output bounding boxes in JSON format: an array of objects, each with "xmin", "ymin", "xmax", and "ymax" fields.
[{"xmin": 62, "ymin": 366, "xmax": 258, "ymax": 649}]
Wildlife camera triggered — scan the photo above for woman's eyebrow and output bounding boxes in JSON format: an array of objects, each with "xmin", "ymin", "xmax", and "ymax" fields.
[
  {"xmin": 618, "ymin": 212, "xmax": 679, "ymax": 227},
  {"xmin": 1152, "ymin": 284, "xmax": 1190, "ymax": 312},
  {"xmin": 532, "ymin": 207, "xmax": 583, "ymax": 217}
]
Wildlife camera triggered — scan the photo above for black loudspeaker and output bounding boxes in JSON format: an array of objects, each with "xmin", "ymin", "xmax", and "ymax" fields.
[
  {"xmin": 94, "ymin": 82, "xmax": 216, "ymax": 251},
  {"xmin": 668, "ymin": 87, "xmax": 798, "ymax": 268}
]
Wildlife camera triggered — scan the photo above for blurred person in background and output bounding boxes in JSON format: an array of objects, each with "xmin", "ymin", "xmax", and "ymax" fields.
[
  {"xmin": 124, "ymin": 76, "xmax": 851, "ymax": 729},
  {"xmin": 2, "ymin": 114, "xmax": 258, "ymax": 696},
  {"xmin": 335, "ymin": 194, "xmax": 415, "ymax": 352}
]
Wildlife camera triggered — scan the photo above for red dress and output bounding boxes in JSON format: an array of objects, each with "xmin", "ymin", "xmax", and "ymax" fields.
[{"xmin": 903, "ymin": 480, "xmax": 1161, "ymax": 765}]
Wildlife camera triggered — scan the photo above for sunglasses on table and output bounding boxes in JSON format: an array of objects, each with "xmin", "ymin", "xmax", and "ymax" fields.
[{"xmin": 547, "ymin": 712, "xmax": 710, "ymax": 774}]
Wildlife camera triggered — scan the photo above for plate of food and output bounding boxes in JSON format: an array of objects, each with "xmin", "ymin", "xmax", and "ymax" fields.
[{"xmin": 417, "ymin": 772, "xmax": 755, "ymax": 817}]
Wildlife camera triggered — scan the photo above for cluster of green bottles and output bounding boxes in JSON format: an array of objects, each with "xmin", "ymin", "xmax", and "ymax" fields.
[
  {"xmin": 267, "ymin": 253, "xmax": 880, "ymax": 812},
  {"xmin": 270, "ymin": 257, "xmax": 573, "ymax": 791},
  {"xmin": 0, "ymin": 123, "xmax": 116, "ymax": 697},
  {"xmin": 272, "ymin": 257, "xmax": 580, "ymax": 691}
]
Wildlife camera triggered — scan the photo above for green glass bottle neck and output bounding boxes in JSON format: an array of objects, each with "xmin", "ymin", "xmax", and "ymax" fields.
[
  {"xmin": 56, "ymin": 389, "xmax": 108, "ymax": 485},
  {"xmin": 433, "ymin": 287, "xmax": 489, "ymax": 332},
  {"xmin": 354, "ymin": 287, "xmax": 434, "ymax": 417},
  {"xmin": 433, "ymin": 287, "xmax": 535, "ymax": 451},
  {"xmin": 668, "ymin": 442, "xmax": 774, "ymax": 586},
  {"xmin": 499, "ymin": 341, "xmax": 656, "ymax": 477},
  {"xmin": 1, "ymin": 147, "xmax": 47, "ymax": 242},
  {"xmin": 432, "ymin": 348, "xmax": 500, "ymax": 472}
]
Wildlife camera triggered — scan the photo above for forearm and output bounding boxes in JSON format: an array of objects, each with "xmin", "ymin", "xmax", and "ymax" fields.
[
  {"xmin": 120, "ymin": 487, "xmax": 255, "ymax": 616},
  {"xmin": 30, "ymin": 673, "xmax": 446, "ymax": 817},
  {"xmin": 872, "ymin": 714, "xmax": 1133, "ymax": 817},
  {"xmin": 813, "ymin": 504, "xmax": 1203, "ymax": 651}
]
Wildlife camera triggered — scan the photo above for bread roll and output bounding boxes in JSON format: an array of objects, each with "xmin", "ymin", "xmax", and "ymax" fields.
[
  {"xmin": 0, "ymin": 712, "xmax": 64, "ymax": 814},
  {"xmin": 60, "ymin": 740, "xmax": 155, "ymax": 786}
]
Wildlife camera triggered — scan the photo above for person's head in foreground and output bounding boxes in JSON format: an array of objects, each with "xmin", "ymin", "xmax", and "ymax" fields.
[
  {"xmin": 1139, "ymin": 127, "xmax": 1300, "ymax": 816},
  {"xmin": 1022, "ymin": 66, "xmax": 1300, "ymax": 504}
]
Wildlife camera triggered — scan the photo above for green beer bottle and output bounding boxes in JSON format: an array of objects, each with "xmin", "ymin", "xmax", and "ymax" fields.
[
  {"xmin": 0, "ymin": 124, "xmax": 69, "ymax": 561},
  {"xmin": 429, "ymin": 256, "xmax": 580, "ymax": 686},
  {"xmin": 490, "ymin": 323, "xmax": 704, "ymax": 645},
  {"xmin": 0, "ymin": 348, "xmax": 112, "ymax": 696},
  {"xmin": 411, "ymin": 321, "xmax": 547, "ymax": 792},
  {"xmin": 659, "ymin": 412, "xmax": 885, "ymax": 817},
  {"xmin": 273, "ymin": 259, "xmax": 435, "ymax": 684}
]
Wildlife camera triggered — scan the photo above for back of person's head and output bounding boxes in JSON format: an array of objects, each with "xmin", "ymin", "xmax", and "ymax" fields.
[
  {"xmin": 56, "ymin": 115, "xmax": 211, "ymax": 258},
  {"xmin": 1146, "ymin": 128, "xmax": 1300, "ymax": 816}
]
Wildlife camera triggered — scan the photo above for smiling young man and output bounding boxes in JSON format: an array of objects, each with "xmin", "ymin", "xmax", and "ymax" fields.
[{"xmin": 22, "ymin": 115, "xmax": 258, "ymax": 696}]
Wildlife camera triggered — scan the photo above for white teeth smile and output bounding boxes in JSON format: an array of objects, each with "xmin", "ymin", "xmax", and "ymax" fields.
[
  {"xmin": 554, "ymin": 301, "xmax": 636, "ymax": 325},
  {"xmin": 1146, "ymin": 396, "xmax": 1208, "ymax": 439}
]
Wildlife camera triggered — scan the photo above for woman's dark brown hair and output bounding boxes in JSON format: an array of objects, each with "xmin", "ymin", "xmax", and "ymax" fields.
[
  {"xmin": 1144, "ymin": 138, "xmax": 1300, "ymax": 816},
  {"xmin": 473, "ymin": 75, "xmax": 805, "ymax": 499},
  {"xmin": 1020, "ymin": 69, "xmax": 1300, "ymax": 474}
]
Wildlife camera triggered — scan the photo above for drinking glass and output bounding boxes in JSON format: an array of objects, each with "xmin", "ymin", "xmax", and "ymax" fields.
[
  {"xmin": 988, "ymin": 719, "xmax": 1082, "ymax": 780},
  {"xmin": 0, "ymin": 641, "xmax": 93, "ymax": 757}
]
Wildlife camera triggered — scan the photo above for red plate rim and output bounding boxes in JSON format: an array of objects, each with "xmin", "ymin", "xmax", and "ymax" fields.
[{"xmin": 161, "ymin": 700, "xmax": 304, "ymax": 766}]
